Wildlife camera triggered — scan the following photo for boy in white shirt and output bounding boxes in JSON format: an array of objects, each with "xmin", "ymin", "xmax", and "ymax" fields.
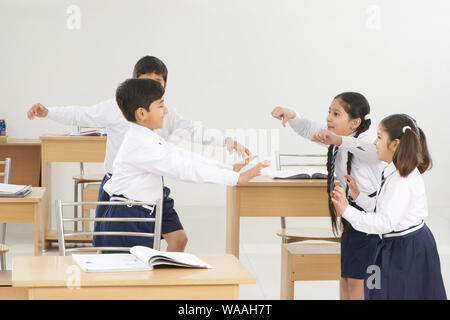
[
  {"xmin": 27, "ymin": 56, "xmax": 251, "ymax": 251},
  {"xmin": 96, "ymin": 78, "xmax": 269, "ymax": 252}
]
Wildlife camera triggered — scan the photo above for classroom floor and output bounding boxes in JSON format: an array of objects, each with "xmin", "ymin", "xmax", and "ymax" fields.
[{"xmin": 3, "ymin": 205, "xmax": 450, "ymax": 300}]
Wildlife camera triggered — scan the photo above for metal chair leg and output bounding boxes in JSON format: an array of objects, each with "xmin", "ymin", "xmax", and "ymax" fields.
[
  {"xmin": 0, "ymin": 223, "xmax": 6, "ymax": 244},
  {"xmin": 74, "ymin": 180, "xmax": 79, "ymax": 232},
  {"xmin": 0, "ymin": 253, "xmax": 6, "ymax": 270}
]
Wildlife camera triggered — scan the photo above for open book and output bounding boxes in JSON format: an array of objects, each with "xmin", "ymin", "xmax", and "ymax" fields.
[
  {"xmin": 0, "ymin": 183, "xmax": 31, "ymax": 198},
  {"xmin": 266, "ymin": 168, "xmax": 329, "ymax": 180},
  {"xmin": 69, "ymin": 129, "xmax": 107, "ymax": 136},
  {"xmin": 72, "ymin": 245, "xmax": 213, "ymax": 272}
]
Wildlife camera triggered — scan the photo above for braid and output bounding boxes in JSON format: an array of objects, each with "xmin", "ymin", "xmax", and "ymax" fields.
[
  {"xmin": 341, "ymin": 119, "xmax": 371, "ymax": 236},
  {"xmin": 326, "ymin": 92, "xmax": 372, "ymax": 238},
  {"xmin": 326, "ymin": 145, "xmax": 340, "ymax": 237}
]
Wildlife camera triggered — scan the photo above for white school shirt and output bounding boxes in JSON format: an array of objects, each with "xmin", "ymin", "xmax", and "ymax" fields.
[
  {"xmin": 46, "ymin": 98, "xmax": 228, "ymax": 174},
  {"xmin": 103, "ymin": 122, "xmax": 239, "ymax": 203},
  {"xmin": 342, "ymin": 162, "xmax": 428, "ymax": 235},
  {"xmin": 288, "ymin": 112, "xmax": 385, "ymax": 211}
]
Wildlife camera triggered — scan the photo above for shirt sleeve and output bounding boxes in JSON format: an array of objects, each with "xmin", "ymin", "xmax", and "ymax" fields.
[
  {"xmin": 164, "ymin": 106, "xmax": 227, "ymax": 147},
  {"xmin": 287, "ymin": 112, "xmax": 328, "ymax": 143},
  {"xmin": 166, "ymin": 142, "xmax": 233, "ymax": 171},
  {"xmin": 339, "ymin": 133, "xmax": 379, "ymax": 164},
  {"xmin": 136, "ymin": 142, "xmax": 239, "ymax": 186},
  {"xmin": 46, "ymin": 99, "xmax": 116, "ymax": 128},
  {"xmin": 342, "ymin": 179, "xmax": 411, "ymax": 234}
]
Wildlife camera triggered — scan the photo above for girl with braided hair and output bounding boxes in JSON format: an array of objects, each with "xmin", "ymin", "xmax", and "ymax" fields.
[{"xmin": 272, "ymin": 92, "xmax": 384, "ymax": 299}]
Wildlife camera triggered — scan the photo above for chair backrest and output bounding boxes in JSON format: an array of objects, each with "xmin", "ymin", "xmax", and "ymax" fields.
[
  {"xmin": 55, "ymin": 199, "xmax": 163, "ymax": 256},
  {"xmin": 275, "ymin": 151, "xmax": 327, "ymax": 170},
  {"xmin": 0, "ymin": 158, "xmax": 11, "ymax": 184}
]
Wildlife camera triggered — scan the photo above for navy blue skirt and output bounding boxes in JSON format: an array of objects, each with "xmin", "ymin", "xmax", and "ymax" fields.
[
  {"xmin": 341, "ymin": 201, "xmax": 379, "ymax": 280},
  {"xmin": 365, "ymin": 224, "xmax": 447, "ymax": 300}
]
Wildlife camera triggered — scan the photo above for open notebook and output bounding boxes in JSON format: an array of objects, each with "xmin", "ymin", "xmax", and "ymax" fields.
[
  {"xmin": 266, "ymin": 168, "xmax": 329, "ymax": 180},
  {"xmin": 0, "ymin": 183, "xmax": 31, "ymax": 198},
  {"xmin": 72, "ymin": 245, "xmax": 213, "ymax": 272}
]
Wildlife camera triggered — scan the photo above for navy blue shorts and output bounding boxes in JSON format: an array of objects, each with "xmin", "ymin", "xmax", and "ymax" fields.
[
  {"xmin": 92, "ymin": 182, "xmax": 184, "ymax": 249},
  {"xmin": 340, "ymin": 201, "xmax": 379, "ymax": 280}
]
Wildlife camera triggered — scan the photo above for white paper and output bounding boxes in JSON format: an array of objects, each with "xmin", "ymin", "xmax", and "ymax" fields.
[
  {"xmin": 72, "ymin": 253, "xmax": 152, "ymax": 272},
  {"xmin": 0, "ymin": 183, "xmax": 31, "ymax": 194}
]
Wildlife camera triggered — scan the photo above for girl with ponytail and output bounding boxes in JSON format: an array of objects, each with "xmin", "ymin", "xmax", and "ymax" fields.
[
  {"xmin": 332, "ymin": 113, "xmax": 446, "ymax": 300},
  {"xmin": 272, "ymin": 92, "xmax": 384, "ymax": 300}
]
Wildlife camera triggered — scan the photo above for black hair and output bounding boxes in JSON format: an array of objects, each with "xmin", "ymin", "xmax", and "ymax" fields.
[
  {"xmin": 115, "ymin": 78, "xmax": 165, "ymax": 122},
  {"xmin": 132, "ymin": 56, "xmax": 168, "ymax": 82},
  {"xmin": 326, "ymin": 92, "xmax": 371, "ymax": 237},
  {"xmin": 380, "ymin": 114, "xmax": 432, "ymax": 177}
]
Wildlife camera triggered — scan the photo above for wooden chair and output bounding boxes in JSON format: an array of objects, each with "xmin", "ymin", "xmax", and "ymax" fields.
[
  {"xmin": 55, "ymin": 198, "xmax": 163, "ymax": 256},
  {"xmin": 280, "ymin": 241, "xmax": 341, "ymax": 299},
  {"xmin": 0, "ymin": 157, "xmax": 11, "ymax": 269}
]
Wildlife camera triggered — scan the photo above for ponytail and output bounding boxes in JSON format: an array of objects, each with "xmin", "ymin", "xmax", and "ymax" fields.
[{"xmin": 381, "ymin": 114, "xmax": 432, "ymax": 177}]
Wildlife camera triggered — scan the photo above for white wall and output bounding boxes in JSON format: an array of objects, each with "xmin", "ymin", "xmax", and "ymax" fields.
[{"xmin": 1, "ymin": 0, "xmax": 449, "ymax": 218}]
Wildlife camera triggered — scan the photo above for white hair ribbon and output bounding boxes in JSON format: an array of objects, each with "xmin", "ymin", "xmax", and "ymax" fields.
[{"xmin": 402, "ymin": 126, "xmax": 412, "ymax": 133}]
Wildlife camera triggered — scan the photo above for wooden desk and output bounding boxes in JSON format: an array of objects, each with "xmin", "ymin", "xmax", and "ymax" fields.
[
  {"xmin": 40, "ymin": 136, "xmax": 106, "ymax": 248},
  {"xmin": 12, "ymin": 254, "xmax": 256, "ymax": 300},
  {"xmin": 0, "ymin": 139, "xmax": 41, "ymax": 186},
  {"xmin": 226, "ymin": 176, "xmax": 330, "ymax": 258},
  {"xmin": 0, "ymin": 188, "xmax": 46, "ymax": 255}
]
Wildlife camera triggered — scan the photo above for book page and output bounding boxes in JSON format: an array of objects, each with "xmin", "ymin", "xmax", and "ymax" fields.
[
  {"xmin": 266, "ymin": 168, "xmax": 328, "ymax": 179},
  {"xmin": 130, "ymin": 246, "xmax": 212, "ymax": 268},
  {"xmin": 0, "ymin": 183, "xmax": 31, "ymax": 194},
  {"xmin": 72, "ymin": 253, "xmax": 152, "ymax": 272}
]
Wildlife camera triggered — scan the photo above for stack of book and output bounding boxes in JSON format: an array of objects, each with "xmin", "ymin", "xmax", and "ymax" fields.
[{"xmin": 0, "ymin": 183, "xmax": 32, "ymax": 198}]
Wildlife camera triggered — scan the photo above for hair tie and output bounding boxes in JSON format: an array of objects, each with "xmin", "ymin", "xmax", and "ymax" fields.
[
  {"xmin": 364, "ymin": 114, "xmax": 371, "ymax": 121},
  {"xmin": 402, "ymin": 126, "xmax": 412, "ymax": 133}
]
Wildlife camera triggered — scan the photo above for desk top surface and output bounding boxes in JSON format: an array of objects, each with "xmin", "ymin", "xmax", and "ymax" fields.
[
  {"xmin": 12, "ymin": 254, "xmax": 256, "ymax": 288},
  {"xmin": 40, "ymin": 135, "xmax": 106, "ymax": 141},
  {"xmin": 237, "ymin": 175, "xmax": 329, "ymax": 187},
  {"xmin": 0, "ymin": 138, "xmax": 41, "ymax": 146},
  {"xmin": 0, "ymin": 187, "xmax": 46, "ymax": 203}
]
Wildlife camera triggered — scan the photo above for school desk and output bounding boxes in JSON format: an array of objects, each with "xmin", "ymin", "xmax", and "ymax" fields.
[
  {"xmin": 226, "ymin": 175, "xmax": 330, "ymax": 258},
  {"xmin": 39, "ymin": 135, "xmax": 106, "ymax": 249},
  {"xmin": 12, "ymin": 254, "xmax": 256, "ymax": 300},
  {"xmin": 0, "ymin": 139, "xmax": 41, "ymax": 186},
  {"xmin": 0, "ymin": 187, "xmax": 46, "ymax": 255}
]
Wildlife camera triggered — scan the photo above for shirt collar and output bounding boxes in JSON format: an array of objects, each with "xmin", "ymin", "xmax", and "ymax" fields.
[
  {"xmin": 129, "ymin": 122, "xmax": 159, "ymax": 139},
  {"xmin": 383, "ymin": 161, "xmax": 397, "ymax": 178}
]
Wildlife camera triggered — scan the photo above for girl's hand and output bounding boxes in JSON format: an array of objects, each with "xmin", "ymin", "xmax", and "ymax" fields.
[
  {"xmin": 311, "ymin": 129, "xmax": 342, "ymax": 146},
  {"xmin": 331, "ymin": 185, "xmax": 349, "ymax": 216},
  {"xmin": 233, "ymin": 155, "xmax": 257, "ymax": 172},
  {"xmin": 271, "ymin": 107, "xmax": 296, "ymax": 127},
  {"xmin": 344, "ymin": 174, "xmax": 360, "ymax": 200},
  {"xmin": 238, "ymin": 160, "xmax": 271, "ymax": 184},
  {"xmin": 225, "ymin": 138, "xmax": 252, "ymax": 159}
]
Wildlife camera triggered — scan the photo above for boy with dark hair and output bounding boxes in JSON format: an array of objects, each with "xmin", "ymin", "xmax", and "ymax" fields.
[
  {"xmin": 95, "ymin": 78, "xmax": 268, "ymax": 251},
  {"xmin": 27, "ymin": 56, "xmax": 251, "ymax": 251}
]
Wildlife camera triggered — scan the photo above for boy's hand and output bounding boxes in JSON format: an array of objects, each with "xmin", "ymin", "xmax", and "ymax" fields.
[
  {"xmin": 311, "ymin": 129, "xmax": 342, "ymax": 146},
  {"xmin": 233, "ymin": 155, "xmax": 257, "ymax": 172},
  {"xmin": 27, "ymin": 103, "xmax": 48, "ymax": 120},
  {"xmin": 225, "ymin": 138, "xmax": 252, "ymax": 159},
  {"xmin": 271, "ymin": 107, "xmax": 296, "ymax": 127},
  {"xmin": 238, "ymin": 160, "xmax": 271, "ymax": 184},
  {"xmin": 331, "ymin": 185, "xmax": 349, "ymax": 216},
  {"xmin": 344, "ymin": 174, "xmax": 360, "ymax": 200}
]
